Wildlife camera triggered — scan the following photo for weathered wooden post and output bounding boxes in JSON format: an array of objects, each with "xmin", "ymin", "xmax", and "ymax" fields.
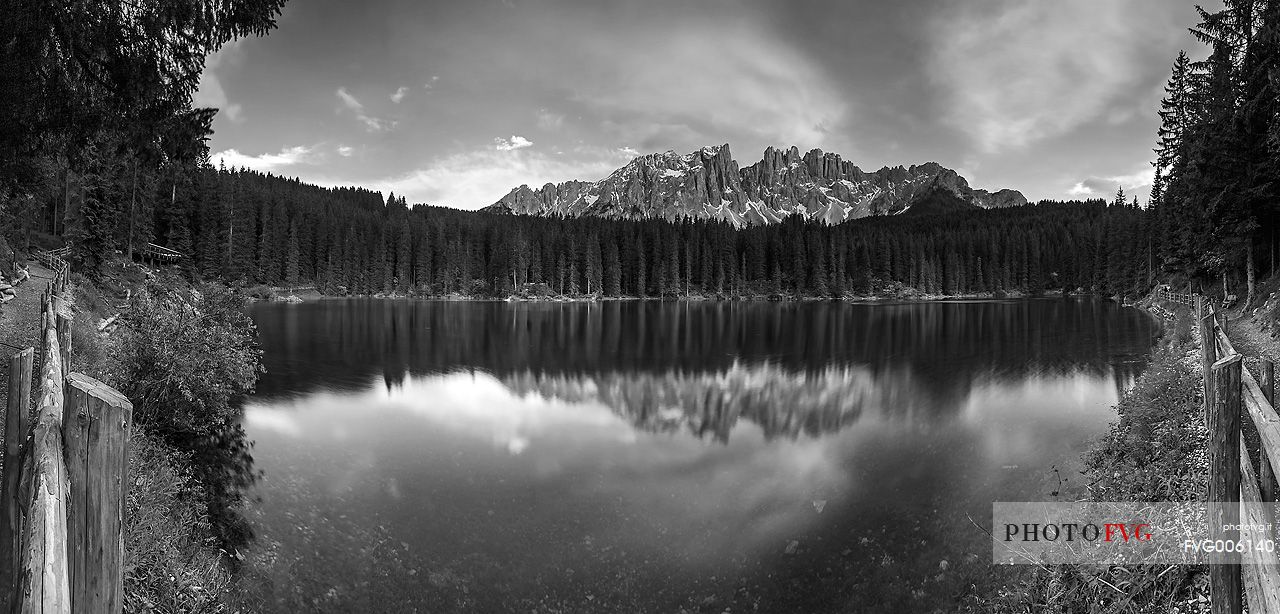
[
  {"xmin": 1221, "ymin": 313, "xmax": 1230, "ymax": 337},
  {"xmin": 63, "ymin": 373, "xmax": 132, "ymax": 614},
  {"xmin": 1209, "ymin": 355, "xmax": 1243, "ymax": 614},
  {"xmin": 1, "ymin": 347, "xmax": 34, "ymax": 609},
  {"xmin": 17, "ymin": 327, "xmax": 70, "ymax": 613},
  {"xmin": 1263, "ymin": 359, "xmax": 1277, "ymax": 506},
  {"xmin": 54, "ymin": 293, "xmax": 71, "ymax": 373},
  {"xmin": 1202, "ymin": 313, "xmax": 1218, "ymax": 424}
]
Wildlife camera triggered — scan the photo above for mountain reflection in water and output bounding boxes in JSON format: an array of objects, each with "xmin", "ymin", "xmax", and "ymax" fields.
[{"xmin": 240, "ymin": 298, "xmax": 1159, "ymax": 613}]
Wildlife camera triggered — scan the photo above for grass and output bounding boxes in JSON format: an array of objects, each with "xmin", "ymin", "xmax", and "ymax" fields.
[
  {"xmin": 124, "ymin": 429, "xmax": 234, "ymax": 613},
  {"xmin": 1082, "ymin": 336, "xmax": 1207, "ymax": 503},
  {"xmin": 970, "ymin": 305, "xmax": 1212, "ymax": 613}
]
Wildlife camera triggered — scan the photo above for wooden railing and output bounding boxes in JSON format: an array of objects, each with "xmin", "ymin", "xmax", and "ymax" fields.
[
  {"xmin": 1157, "ymin": 286, "xmax": 1199, "ymax": 306},
  {"xmin": 138, "ymin": 243, "xmax": 182, "ymax": 264},
  {"xmin": 29, "ymin": 251, "xmax": 68, "ymax": 281},
  {"xmin": 1, "ymin": 253, "xmax": 132, "ymax": 614},
  {"xmin": 1178, "ymin": 291, "xmax": 1280, "ymax": 614}
]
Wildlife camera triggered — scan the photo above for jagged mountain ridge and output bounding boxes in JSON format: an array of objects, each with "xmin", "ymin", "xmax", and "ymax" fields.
[{"xmin": 485, "ymin": 144, "xmax": 1026, "ymax": 226}]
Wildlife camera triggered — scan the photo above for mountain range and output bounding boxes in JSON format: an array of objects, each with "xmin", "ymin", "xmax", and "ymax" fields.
[{"xmin": 484, "ymin": 144, "xmax": 1026, "ymax": 226}]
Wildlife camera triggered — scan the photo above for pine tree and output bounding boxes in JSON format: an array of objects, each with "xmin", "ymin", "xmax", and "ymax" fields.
[
  {"xmin": 285, "ymin": 222, "xmax": 301, "ymax": 286},
  {"xmin": 1151, "ymin": 51, "xmax": 1196, "ymax": 206},
  {"xmin": 605, "ymin": 240, "xmax": 622, "ymax": 296},
  {"xmin": 586, "ymin": 235, "xmax": 603, "ymax": 295}
]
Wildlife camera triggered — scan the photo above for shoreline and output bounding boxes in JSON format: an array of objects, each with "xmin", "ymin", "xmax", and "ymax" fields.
[{"xmin": 251, "ymin": 287, "xmax": 1119, "ymax": 304}]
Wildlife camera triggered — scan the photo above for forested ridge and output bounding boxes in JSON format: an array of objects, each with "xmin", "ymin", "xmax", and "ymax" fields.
[{"xmin": 16, "ymin": 162, "xmax": 1160, "ymax": 299}]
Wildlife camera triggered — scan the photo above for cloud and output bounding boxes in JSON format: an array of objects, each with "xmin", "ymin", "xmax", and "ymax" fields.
[
  {"xmin": 1067, "ymin": 183, "xmax": 1097, "ymax": 198},
  {"xmin": 390, "ymin": 86, "xmax": 409, "ymax": 103},
  {"xmin": 336, "ymin": 87, "xmax": 393, "ymax": 132},
  {"xmin": 193, "ymin": 42, "xmax": 246, "ymax": 123},
  {"xmin": 337, "ymin": 145, "xmax": 354, "ymax": 157},
  {"xmin": 1066, "ymin": 167, "xmax": 1156, "ymax": 200},
  {"xmin": 493, "ymin": 135, "xmax": 534, "ymax": 151},
  {"xmin": 315, "ymin": 145, "xmax": 634, "ymax": 208},
  {"xmin": 536, "ymin": 109, "xmax": 565, "ymax": 130},
  {"xmin": 212, "ymin": 145, "xmax": 320, "ymax": 172},
  {"xmin": 927, "ymin": 0, "xmax": 1178, "ymax": 153},
  {"xmin": 336, "ymin": 87, "xmax": 362, "ymax": 111},
  {"xmin": 617, "ymin": 146, "xmax": 639, "ymax": 157},
  {"xmin": 423, "ymin": 75, "xmax": 439, "ymax": 89},
  {"xmin": 569, "ymin": 23, "xmax": 847, "ymax": 151}
]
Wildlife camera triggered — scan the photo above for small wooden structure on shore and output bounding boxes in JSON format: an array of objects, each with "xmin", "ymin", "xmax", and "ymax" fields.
[
  {"xmin": 1, "ymin": 251, "xmax": 132, "ymax": 614},
  {"xmin": 138, "ymin": 243, "xmax": 182, "ymax": 265}
]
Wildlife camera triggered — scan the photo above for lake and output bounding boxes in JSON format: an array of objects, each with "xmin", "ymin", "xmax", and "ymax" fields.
[{"xmin": 238, "ymin": 298, "xmax": 1159, "ymax": 613}]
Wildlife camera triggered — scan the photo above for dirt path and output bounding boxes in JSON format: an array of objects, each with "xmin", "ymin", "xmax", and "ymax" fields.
[
  {"xmin": 0, "ymin": 258, "xmax": 55, "ymax": 469},
  {"xmin": 1221, "ymin": 309, "xmax": 1280, "ymax": 383}
]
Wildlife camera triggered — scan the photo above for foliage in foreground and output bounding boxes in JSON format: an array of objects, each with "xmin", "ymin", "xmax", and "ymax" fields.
[
  {"xmin": 116, "ymin": 278, "xmax": 264, "ymax": 549},
  {"xmin": 1083, "ymin": 343, "xmax": 1207, "ymax": 502},
  {"xmin": 995, "ymin": 316, "xmax": 1210, "ymax": 613},
  {"xmin": 124, "ymin": 429, "xmax": 233, "ymax": 614},
  {"xmin": 70, "ymin": 274, "xmax": 257, "ymax": 612},
  {"xmin": 118, "ymin": 280, "xmax": 262, "ymax": 435},
  {"xmin": 119, "ymin": 280, "xmax": 263, "ymax": 434}
]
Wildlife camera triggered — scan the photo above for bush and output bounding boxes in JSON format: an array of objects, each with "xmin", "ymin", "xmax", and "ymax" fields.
[
  {"xmin": 118, "ymin": 281, "xmax": 262, "ymax": 436},
  {"xmin": 117, "ymin": 281, "xmax": 264, "ymax": 551},
  {"xmin": 1173, "ymin": 309, "xmax": 1193, "ymax": 345},
  {"xmin": 1083, "ymin": 344, "xmax": 1206, "ymax": 501}
]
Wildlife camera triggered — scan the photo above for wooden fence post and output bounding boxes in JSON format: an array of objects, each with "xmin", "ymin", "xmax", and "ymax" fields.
[
  {"xmin": 54, "ymin": 294, "xmax": 71, "ymax": 373},
  {"xmin": 1, "ymin": 347, "xmax": 34, "ymax": 610},
  {"xmin": 63, "ymin": 373, "xmax": 132, "ymax": 614},
  {"xmin": 1202, "ymin": 313, "xmax": 1219, "ymax": 424},
  {"xmin": 1210, "ymin": 355, "xmax": 1244, "ymax": 614},
  {"xmin": 1264, "ymin": 359, "xmax": 1277, "ymax": 506},
  {"xmin": 18, "ymin": 327, "xmax": 70, "ymax": 613}
]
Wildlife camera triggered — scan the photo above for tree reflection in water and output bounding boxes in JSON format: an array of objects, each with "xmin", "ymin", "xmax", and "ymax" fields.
[{"xmin": 237, "ymin": 298, "xmax": 1160, "ymax": 612}]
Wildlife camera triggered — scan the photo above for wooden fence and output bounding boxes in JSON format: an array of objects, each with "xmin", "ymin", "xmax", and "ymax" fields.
[
  {"xmin": 1161, "ymin": 290, "xmax": 1280, "ymax": 614},
  {"xmin": 28, "ymin": 252, "xmax": 67, "ymax": 281},
  {"xmin": 1156, "ymin": 286, "xmax": 1199, "ymax": 306},
  {"xmin": 137, "ymin": 243, "xmax": 181, "ymax": 265},
  {"xmin": 1, "ymin": 252, "xmax": 132, "ymax": 614}
]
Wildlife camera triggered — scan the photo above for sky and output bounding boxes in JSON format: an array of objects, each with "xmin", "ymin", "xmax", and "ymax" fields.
[{"xmin": 196, "ymin": 0, "xmax": 1207, "ymax": 210}]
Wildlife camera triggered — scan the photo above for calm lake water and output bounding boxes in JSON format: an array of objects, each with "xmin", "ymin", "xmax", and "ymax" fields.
[{"xmin": 239, "ymin": 299, "xmax": 1159, "ymax": 613}]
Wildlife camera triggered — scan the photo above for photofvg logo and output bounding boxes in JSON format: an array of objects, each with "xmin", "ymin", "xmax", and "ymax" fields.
[
  {"xmin": 1003, "ymin": 521, "xmax": 1152, "ymax": 543},
  {"xmin": 991, "ymin": 502, "xmax": 1280, "ymax": 565}
]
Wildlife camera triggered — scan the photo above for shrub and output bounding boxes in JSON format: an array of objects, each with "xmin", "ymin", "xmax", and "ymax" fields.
[
  {"xmin": 1173, "ymin": 309, "xmax": 1193, "ymax": 345},
  {"xmin": 117, "ymin": 281, "xmax": 264, "ymax": 550},
  {"xmin": 1084, "ymin": 345, "xmax": 1205, "ymax": 501},
  {"xmin": 118, "ymin": 281, "xmax": 263, "ymax": 436}
]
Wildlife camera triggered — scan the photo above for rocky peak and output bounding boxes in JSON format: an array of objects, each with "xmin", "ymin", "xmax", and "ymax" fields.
[{"xmin": 484, "ymin": 144, "xmax": 1027, "ymax": 226}]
